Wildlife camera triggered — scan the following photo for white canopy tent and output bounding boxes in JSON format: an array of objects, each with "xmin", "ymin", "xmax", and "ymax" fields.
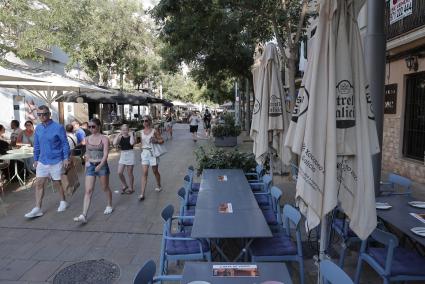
[{"xmin": 0, "ymin": 66, "xmax": 49, "ymax": 82}]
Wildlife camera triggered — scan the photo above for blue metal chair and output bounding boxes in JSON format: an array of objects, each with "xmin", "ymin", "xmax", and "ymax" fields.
[
  {"xmin": 289, "ymin": 162, "xmax": 299, "ymax": 182},
  {"xmin": 133, "ymin": 259, "xmax": 182, "ymax": 284},
  {"xmin": 380, "ymin": 173, "xmax": 412, "ymax": 196},
  {"xmin": 252, "ymin": 175, "xmax": 273, "ymax": 208},
  {"xmin": 177, "ymin": 187, "xmax": 194, "ymax": 230},
  {"xmin": 182, "ymin": 175, "xmax": 198, "ymax": 208},
  {"xmin": 261, "ymin": 186, "xmax": 283, "ymax": 227},
  {"xmin": 250, "ymin": 204, "xmax": 305, "ymax": 284},
  {"xmin": 354, "ymin": 228, "xmax": 425, "ymax": 284},
  {"xmin": 159, "ymin": 205, "xmax": 211, "ymax": 276},
  {"xmin": 245, "ymin": 164, "xmax": 265, "ymax": 182},
  {"xmin": 329, "ymin": 210, "xmax": 361, "ymax": 268},
  {"xmin": 320, "ymin": 259, "xmax": 353, "ymax": 284},
  {"xmin": 187, "ymin": 166, "xmax": 200, "ymax": 192}
]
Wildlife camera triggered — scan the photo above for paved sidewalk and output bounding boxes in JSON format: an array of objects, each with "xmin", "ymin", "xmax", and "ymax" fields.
[{"xmin": 0, "ymin": 125, "xmax": 423, "ymax": 283}]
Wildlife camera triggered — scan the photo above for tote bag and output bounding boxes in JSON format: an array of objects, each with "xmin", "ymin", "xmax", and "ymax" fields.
[{"xmin": 152, "ymin": 143, "xmax": 167, "ymax": 157}]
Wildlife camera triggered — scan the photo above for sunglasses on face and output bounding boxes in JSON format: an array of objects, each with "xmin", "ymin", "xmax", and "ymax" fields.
[
  {"xmin": 36, "ymin": 112, "xmax": 49, "ymax": 117},
  {"xmin": 88, "ymin": 125, "xmax": 97, "ymax": 129}
]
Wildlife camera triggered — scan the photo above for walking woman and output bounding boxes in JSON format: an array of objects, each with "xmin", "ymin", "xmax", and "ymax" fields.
[
  {"xmin": 113, "ymin": 124, "xmax": 135, "ymax": 194},
  {"xmin": 74, "ymin": 118, "xmax": 112, "ymax": 223},
  {"xmin": 139, "ymin": 115, "xmax": 164, "ymax": 201}
]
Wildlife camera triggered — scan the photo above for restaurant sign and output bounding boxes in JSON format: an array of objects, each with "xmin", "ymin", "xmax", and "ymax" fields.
[
  {"xmin": 390, "ymin": 0, "xmax": 413, "ymax": 24},
  {"xmin": 384, "ymin": 84, "xmax": 397, "ymax": 114}
]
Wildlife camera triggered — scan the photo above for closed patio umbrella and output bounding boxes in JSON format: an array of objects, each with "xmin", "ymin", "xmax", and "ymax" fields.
[
  {"xmin": 250, "ymin": 43, "xmax": 290, "ymax": 169},
  {"xmin": 284, "ymin": 0, "xmax": 379, "ymax": 264}
]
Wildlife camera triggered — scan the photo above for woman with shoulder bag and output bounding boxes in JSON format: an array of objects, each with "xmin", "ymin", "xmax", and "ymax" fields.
[{"xmin": 139, "ymin": 115, "xmax": 164, "ymax": 201}]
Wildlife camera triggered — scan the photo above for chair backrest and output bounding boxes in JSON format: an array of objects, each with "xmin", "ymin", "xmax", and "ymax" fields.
[
  {"xmin": 320, "ymin": 259, "xmax": 353, "ymax": 284},
  {"xmin": 161, "ymin": 204, "xmax": 174, "ymax": 222},
  {"xmin": 283, "ymin": 204, "xmax": 303, "ymax": 256},
  {"xmin": 187, "ymin": 166, "xmax": 195, "ymax": 182},
  {"xmin": 255, "ymin": 164, "xmax": 264, "ymax": 177},
  {"xmin": 134, "ymin": 260, "xmax": 156, "ymax": 284},
  {"xmin": 262, "ymin": 175, "xmax": 273, "ymax": 192},
  {"xmin": 183, "ymin": 175, "xmax": 191, "ymax": 201},
  {"xmin": 363, "ymin": 228, "xmax": 399, "ymax": 275},
  {"xmin": 289, "ymin": 162, "xmax": 299, "ymax": 182},
  {"xmin": 271, "ymin": 186, "xmax": 283, "ymax": 223},
  {"xmin": 177, "ymin": 187, "xmax": 186, "ymax": 200},
  {"xmin": 388, "ymin": 173, "xmax": 412, "ymax": 193}
]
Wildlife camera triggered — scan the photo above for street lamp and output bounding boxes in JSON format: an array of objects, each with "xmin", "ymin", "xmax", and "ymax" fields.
[{"xmin": 405, "ymin": 55, "xmax": 418, "ymax": 72}]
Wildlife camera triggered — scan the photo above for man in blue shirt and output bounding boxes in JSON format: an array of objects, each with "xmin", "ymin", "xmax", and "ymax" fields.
[
  {"xmin": 72, "ymin": 120, "xmax": 86, "ymax": 164},
  {"xmin": 25, "ymin": 105, "xmax": 70, "ymax": 218}
]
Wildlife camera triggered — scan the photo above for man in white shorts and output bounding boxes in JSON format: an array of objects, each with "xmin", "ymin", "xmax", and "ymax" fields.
[{"xmin": 25, "ymin": 105, "xmax": 70, "ymax": 218}]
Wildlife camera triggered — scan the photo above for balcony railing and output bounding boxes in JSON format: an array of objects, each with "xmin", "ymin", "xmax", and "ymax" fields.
[{"xmin": 385, "ymin": 0, "xmax": 425, "ymax": 41}]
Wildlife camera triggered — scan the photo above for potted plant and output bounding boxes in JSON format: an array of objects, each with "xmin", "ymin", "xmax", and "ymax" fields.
[
  {"xmin": 195, "ymin": 146, "xmax": 257, "ymax": 176},
  {"xmin": 212, "ymin": 113, "xmax": 241, "ymax": 147}
]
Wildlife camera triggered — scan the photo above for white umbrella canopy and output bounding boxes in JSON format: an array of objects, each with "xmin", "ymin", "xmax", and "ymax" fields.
[
  {"xmin": 0, "ymin": 66, "xmax": 49, "ymax": 82},
  {"xmin": 284, "ymin": 0, "xmax": 378, "ymax": 251},
  {"xmin": 250, "ymin": 43, "xmax": 290, "ymax": 166}
]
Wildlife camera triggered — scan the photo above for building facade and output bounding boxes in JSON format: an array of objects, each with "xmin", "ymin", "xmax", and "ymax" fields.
[{"xmin": 383, "ymin": 0, "xmax": 425, "ymax": 183}]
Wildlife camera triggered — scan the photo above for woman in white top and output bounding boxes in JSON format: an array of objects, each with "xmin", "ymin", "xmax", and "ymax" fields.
[
  {"xmin": 139, "ymin": 115, "xmax": 164, "ymax": 200},
  {"xmin": 188, "ymin": 111, "xmax": 201, "ymax": 142},
  {"xmin": 113, "ymin": 124, "xmax": 135, "ymax": 194}
]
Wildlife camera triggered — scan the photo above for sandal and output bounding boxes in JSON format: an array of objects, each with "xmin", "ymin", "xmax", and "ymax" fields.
[
  {"xmin": 125, "ymin": 189, "xmax": 135, "ymax": 194},
  {"xmin": 138, "ymin": 195, "xmax": 145, "ymax": 201},
  {"xmin": 120, "ymin": 187, "xmax": 128, "ymax": 194},
  {"xmin": 73, "ymin": 214, "xmax": 87, "ymax": 224}
]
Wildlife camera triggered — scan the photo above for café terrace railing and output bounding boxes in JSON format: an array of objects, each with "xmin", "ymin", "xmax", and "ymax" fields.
[{"xmin": 385, "ymin": 0, "xmax": 425, "ymax": 41}]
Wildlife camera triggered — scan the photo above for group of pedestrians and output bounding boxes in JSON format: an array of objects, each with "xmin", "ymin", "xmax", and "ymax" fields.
[
  {"xmin": 188, "ymin": 108, "xmax": 212, "ymax": 142},
  {"xmin": 23, "ymin": 105, "xmax": 164, "ymax": 224}
]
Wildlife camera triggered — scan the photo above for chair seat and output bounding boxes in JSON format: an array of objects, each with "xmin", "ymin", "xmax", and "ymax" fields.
[
  {"xmin": 255, "ymin": 195, "xmax": 270, "ymax": 206},
  {"xmin": 262, "ymin": 208, "xmax": 278, "ymax": 226},
  {"xmin": 181, "ymin": 208, "xmax": 195, "ymax": 226},
  {"xmin": 191, "ymin": 183, "xmax": 200, "ymax": 192},
  {"xmin": 250, "ymin": 184, "xmax": 264, "ymax": 192},
  {"xmin": 333, "ymin": 218, "xmax": 357, "ymax": 238},
  {"xmin": 166, "ymin": 232, "xmax": 209, "ymax": 255},
  {"xmin": 368, "ymin": 247, "xmax": 425, "ymax": 276},
  {"xmin": 251, "ymin": 233, "xmax": 297, "ymax": 256},
  {"xmin": 188, "ymin": 194, "xmax": 198, "ymax": 206}
]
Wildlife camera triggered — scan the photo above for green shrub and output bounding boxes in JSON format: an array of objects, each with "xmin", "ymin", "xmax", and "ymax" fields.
[
  {"xmin": 194, "ymin": 146, "xmax": 257, "ymax": 176},
  {"xmin": 212, "ymin": 113, "xmax": 241, "ymax": 137}
]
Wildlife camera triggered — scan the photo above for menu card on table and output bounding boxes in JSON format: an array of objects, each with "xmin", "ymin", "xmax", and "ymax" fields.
[
  {"xmin": 218, "ymin": 203, "xmax": 233, "ymax": 213},
  {"xmin": 218, "ymin": 175, "xmax": 228, "ymax": 181},
  {"xmin": 212, "ymin": 264, "xmax": 259, "ymax": 277}
]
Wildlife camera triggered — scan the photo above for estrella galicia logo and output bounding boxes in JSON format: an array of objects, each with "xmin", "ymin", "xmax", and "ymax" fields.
[
  {"xmin": 291, "ymin": 87, "xmax": 309, "ymax": 123},
  {"xmin": 253, "ymin": 98, "xmax": 261, "ymax": 115},
  {"xmin": 269, "ymin": 94, "xmax": 282, "ymax": 117},
  {"xmin": 336, "ymin": 80, "xmax": 355, "ymax": 128},
  {"xmin": 365, "ymin": 85, "xmax": 375, "ymax": 120}
]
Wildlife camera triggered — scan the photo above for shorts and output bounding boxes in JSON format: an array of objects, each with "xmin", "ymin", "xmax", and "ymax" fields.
[
  {"xmin": 190, "ymin": 125, "xmax": 198, "ymax": 133},
  {"xmin": 36, "ymin": 161, "xmax": 63, "ymax": 181},
  {"xmin": 165, "ymin": 122, "xmax": 173, "ymax": 129},
  {"xmin": 86, "ymin": 162, "xmax": 110, "ymax": 176},
  {"xmin": 119, "ymin": 150, "xmax": 135, "ymax": 165},
  {"xmin": 141, "ymin": 149, "xmax": 158, "ymax": 166},
  {"xmin": 204, "ymin": 121, "xmax": 211, "ymax": 129}
]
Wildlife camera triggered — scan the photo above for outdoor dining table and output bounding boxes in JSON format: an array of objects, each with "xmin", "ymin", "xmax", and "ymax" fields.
[
  {"xmin": 0, "ymin": 148, "xmax": 34, "ymax": 188},
  {"xmin": 376, "ymin": 195, "xmax": 425, "ymax": 247},
  {"xmin": 191, "ymin": 169, "xmax": 272, "ymax": 262},
  {"xmin": 181, "ymin": 262, "xmax": 293, "ymax": 284}
]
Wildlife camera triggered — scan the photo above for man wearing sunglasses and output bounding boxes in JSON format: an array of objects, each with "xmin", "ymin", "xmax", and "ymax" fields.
[{"xmin": 25, "ymin": 105, "xmax": 70, "ymax": 218}]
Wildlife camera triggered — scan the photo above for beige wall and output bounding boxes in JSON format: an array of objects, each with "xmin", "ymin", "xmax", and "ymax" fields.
[{"xmin": 383, "ymin": 57, "xmax": 425, "ymax": 183}]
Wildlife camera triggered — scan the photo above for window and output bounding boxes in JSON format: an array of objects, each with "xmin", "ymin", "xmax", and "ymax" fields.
[{"xmin": 403, "ymin": 72, "xmax": 425, "ymax": 162}]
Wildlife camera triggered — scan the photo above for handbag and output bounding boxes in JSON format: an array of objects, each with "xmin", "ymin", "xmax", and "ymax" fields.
[{"xmin": 152, "ymin": 143, "xmax": 167, "ymax": 157}]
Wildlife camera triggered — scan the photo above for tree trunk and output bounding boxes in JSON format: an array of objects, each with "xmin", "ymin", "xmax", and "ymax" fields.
[
  {"xmin": 245, "ymin": 77, "xmax": 251, "ymax": 133},
  {"xmin": 287, "ymin": 54, "xmax": 297, "ymax": 107}
]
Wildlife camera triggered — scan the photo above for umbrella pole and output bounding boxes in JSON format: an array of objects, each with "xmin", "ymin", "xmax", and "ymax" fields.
[{"xmin": 317, "ymin": 214, "xmax": 328, "ymax": 284}]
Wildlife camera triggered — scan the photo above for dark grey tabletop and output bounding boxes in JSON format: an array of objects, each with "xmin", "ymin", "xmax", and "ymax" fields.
[
  {"xmin": 376, "ymin": 195, "xmax": 425, "ymax": 246},
  {"xmin": 191, "ymin": 169, "xmax": 272, "ymax": 239},
  {"xmin": 181, "ymin": 262, "xmax": 293, "ymax": 284}
]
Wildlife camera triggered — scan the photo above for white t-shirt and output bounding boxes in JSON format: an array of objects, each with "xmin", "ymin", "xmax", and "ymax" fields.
[
  {"xmin": 189, "ymin": 115, "xmax": 200, "ymax": 126},
  {"xmin": 66, "ymin": 133, "xmax": 77, "ymax": 150}
]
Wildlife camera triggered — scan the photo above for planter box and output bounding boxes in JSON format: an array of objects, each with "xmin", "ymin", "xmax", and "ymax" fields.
[{"xmin": 214, "ymin": 136, "xmax": 237, "ymax": 147}]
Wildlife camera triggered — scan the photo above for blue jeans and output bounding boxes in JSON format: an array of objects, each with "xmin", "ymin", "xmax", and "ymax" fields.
[{"xmin": 86, "ymin": 162, "xmax": 110, "ymax": 176}]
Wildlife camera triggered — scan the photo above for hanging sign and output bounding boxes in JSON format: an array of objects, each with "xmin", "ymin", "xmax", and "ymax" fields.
[
  {"xmin": 390, "ymin": 0, "xmax": 413, "ymax": 24},
  {"xmin": 384, "ymin": 84, "xmax": 397, "ymax": 114}
]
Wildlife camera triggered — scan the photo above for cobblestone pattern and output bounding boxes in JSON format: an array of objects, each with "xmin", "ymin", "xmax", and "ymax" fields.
[{"xmin": 382, "ymin": 116, "xmax": 425, "ymax": 183}]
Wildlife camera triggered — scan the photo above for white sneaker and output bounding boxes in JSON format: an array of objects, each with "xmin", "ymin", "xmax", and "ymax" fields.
[
  {"xmin": 155, "ymin": 187, "xmax": 162, "ymax": 192},
  {"xmin": 73, "ymin": 214, "xmax": 87, "ymax": 223},
  {"xmin": 104, "ymin": 206, "xmax": 113, "ymax": 215},
  {"xmin": 24, "ymin": 207, "xmax": 43, "ymax": 218},
  {"xmin": 57, "ymin": 201, "xmax": 69, "ymax": 212}
]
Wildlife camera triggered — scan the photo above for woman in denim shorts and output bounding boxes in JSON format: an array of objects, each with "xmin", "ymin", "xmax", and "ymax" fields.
[{"xmin": 73, "ymin": 118, "xmax": 113, "ymax": 223}]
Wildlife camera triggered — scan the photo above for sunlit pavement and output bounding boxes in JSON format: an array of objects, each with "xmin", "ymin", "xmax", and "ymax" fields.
[{"xmin": 0, "ymin": 124, "xmax": 422, "ymax": 283}]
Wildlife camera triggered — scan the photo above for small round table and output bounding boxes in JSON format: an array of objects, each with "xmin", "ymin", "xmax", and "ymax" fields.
[{"xmin": 0, "ymin": 149, "xmax": 34, "ymax": 189}]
